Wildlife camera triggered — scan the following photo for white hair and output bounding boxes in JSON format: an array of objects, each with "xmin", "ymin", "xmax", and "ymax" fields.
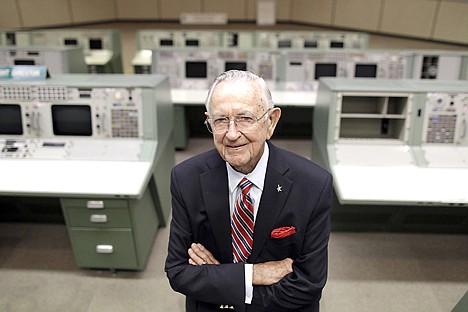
[{"xmin": 204, "ymin": 70, "xmax": 274, "ymax": 113}]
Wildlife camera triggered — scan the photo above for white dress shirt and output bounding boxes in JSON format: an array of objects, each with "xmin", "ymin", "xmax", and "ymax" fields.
[{"xmin": 226, "ymin": 142, "xmax": 269, "ymax": 304}]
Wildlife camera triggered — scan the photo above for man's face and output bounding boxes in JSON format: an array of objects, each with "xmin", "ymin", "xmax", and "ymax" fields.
[{"xmin": 206, "ymin": 80, "xmax": 280, "ymax": 174}]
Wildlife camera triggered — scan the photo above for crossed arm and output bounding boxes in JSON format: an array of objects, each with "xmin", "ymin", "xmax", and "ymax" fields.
[{"xmin": 188, "ymin": 243, "xmax": 293, "ymax": 285}]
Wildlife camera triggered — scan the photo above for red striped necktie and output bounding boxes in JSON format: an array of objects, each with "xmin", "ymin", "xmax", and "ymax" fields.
[{"xmin": 231, "ymin": 178, "xmax": 254, "ymax": 263}]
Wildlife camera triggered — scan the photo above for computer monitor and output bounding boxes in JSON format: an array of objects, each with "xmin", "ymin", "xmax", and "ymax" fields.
[
  {"xmin": 0, "ymin": 104, "xmax": 23, "ymax": 135},
  {"xmin": 64, "ymin": 38, "xmax": 78, "ymax": 46},
  {"xmin": 355, "ymin": 64, "xmax": 378, "ymax": 78},
  {"xmin": 160, "ymin": 39, "xmax": 173, "ymax": 46},
  {"xmin": 315, "ymin": 63, "xmax": 338, "ymax": 80},
  {"xmin": 225, "ymin": 61, "xmax": 247, "ymax": 71},
  {"xmin": 420, "ymin": 56, "xmax": 438, "ymax": 79},
  {"xmin": 6, "ymin": 32, "xmax": 16, "ymax": 45},
  {"xmin": 185, "ymin": 61, "xmax": 207, "ymax": 78},
  {"xmin": 89, "ymin": 38, "xmax": 103, "ymax": 50},
  {"xmin": 330, "ymin": 41, "xmax": 344, "ymax": 49},
  {"xmin": 51, "ymin": 105, "xmax": 92, "ymax": 136},
  {"xmin": 278, "ymin": 40, "xmax": 292, "ymax": 48},
  {"xmin": 14, "ymin": 59, "xmax": 35, "ymax": 65},
  {"xmin": 304, "ymin": 40, "xmax": 318, "ymax": 48},
  {"xmin": 185, "ymin": 39, "xmax": 199, "ymax": 47}
]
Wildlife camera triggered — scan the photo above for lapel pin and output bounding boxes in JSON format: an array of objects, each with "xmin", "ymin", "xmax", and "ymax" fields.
[{"xmin": 276, "ymin": 184, "xmax": 283, "ymax": 193}]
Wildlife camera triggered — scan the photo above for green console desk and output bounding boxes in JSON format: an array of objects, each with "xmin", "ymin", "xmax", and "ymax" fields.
[
  {"xmin": 451, "ymin": 291, "xmax": 468, "ymax": 312},
  {"xmin": 171, "ymin": 83, "xmax": 317, "ymax": 149},
  {"xmin": 0, "ymin": 74, "xmax": 174, "ymax": 270}
]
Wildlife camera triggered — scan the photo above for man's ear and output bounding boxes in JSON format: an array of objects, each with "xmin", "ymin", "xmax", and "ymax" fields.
[{"xmin": 266, "ymin": 107, "xmax": 281, "ymax": 139}]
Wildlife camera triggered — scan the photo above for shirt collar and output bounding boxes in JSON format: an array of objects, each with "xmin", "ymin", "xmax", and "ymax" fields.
[{"xmin": 227, "ymin": 142, "xmax": 269, "ymax": 194}]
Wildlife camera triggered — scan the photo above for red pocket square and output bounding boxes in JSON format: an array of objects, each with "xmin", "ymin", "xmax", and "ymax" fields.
[{"xmin": 270, "ymin": 226, "xmax": 296, "ymax": 239}]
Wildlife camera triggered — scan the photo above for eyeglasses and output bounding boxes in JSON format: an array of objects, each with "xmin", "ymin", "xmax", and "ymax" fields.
[{"xmin": 205, "ymin": 108, "xmax": 272, "ymax": 134}]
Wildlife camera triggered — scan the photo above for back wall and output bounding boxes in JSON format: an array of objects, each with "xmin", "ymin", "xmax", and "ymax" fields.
[{"xmin": 0, "ymin": 0, "xmax": 467, "ymax": 45}]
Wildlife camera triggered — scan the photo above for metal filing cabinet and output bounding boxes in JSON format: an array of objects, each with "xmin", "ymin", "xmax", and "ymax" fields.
[{"xmin": 61, "ymin": 187, "xmax": 158, "ymax": 270}]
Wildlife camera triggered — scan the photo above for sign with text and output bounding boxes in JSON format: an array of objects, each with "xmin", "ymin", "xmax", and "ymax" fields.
[{"xmin": 0, "ymin": 66, "xmax": 49, "ymax": 80}]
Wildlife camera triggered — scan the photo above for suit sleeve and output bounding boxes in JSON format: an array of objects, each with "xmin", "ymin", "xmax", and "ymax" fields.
[
  {"xmin": 165, "ymin": 167, "xmax": 247, "ymax": 309},
  {"xmin": 251, "ymin": 173, "xmax": 333, "ymax": 311}
]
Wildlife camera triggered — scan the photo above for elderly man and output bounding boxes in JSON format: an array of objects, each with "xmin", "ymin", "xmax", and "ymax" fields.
[{"xmin": 165, "ymin": 70, "xmax": 333, "ymax": 312}]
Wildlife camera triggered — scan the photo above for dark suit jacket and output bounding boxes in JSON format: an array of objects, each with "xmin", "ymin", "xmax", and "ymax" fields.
[{"xmin": 165, "ymin": 141, "xmax": 333, "ymax": 312}]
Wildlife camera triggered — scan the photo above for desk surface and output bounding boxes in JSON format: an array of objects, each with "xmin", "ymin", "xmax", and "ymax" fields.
[
  {"xmin": 331, "ymin": 144, "xmax": 468, "ymax": 205},
  {"xmin": 0, "ymin": 159, "xmax": 153, "ymax": 198},
  {"xmin": 333, "ymin": 165, "xmax": 468, "ymax": 204},
  {"xmin": 0, "ymin": 140, "xmax": 158, "ymax": 198}
]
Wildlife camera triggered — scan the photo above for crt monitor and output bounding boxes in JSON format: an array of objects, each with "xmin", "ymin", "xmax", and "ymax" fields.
[
  {"xmin": 14, "ymin": 59, "xmax": 35, "ymax": 65},
  {"xmin": 185, "ymin": 39, "xmax": 199, "ymax": 47},
  {"xmin": 278, "ymin": 40, "xmax": 292, "ymax": 48},
  {"xmin": 6, "ymin": 32, "xmax": 16, "ymax": 45},
  {"xmin": 51, "ymin": 105, "xmax": 92, "ymax": 136},
  {"xmin": 315, "ymin": 63, "xmax": 337, "ymax": 80},
  {"xmin": 330, "ymin": 41, "xmax": 344, "ymax": 48},
  {"xmin": 160, "ymin": 39, "xmax": 173, "ymax": 46},
  {"xmin": 0, "ymin": 104, "xmax": 23, "ymax": 135},
  {"xmin": 225, "ymin": 61, "xmax": 247, "ymax": 71},
  {"xmin": 420, "ymin": 56, "xmax": 438, "ymax": 79},
  {"xmin": 185, "ymin": 61, "xmax": 207, "ymax": 78},
  {"xmin": 304, "ymin": 40, "xmax": 318, "ymax": 48},
  {"xmin": 355, "ymin": 64, "xmax": 378, "ymax": 78},
  {"xmin": 64, "ymin": 38, "xmax": 78, "ymax": 46},
  {"xmin": 89, "ymin": 38, "xmax": 103, "ymax": 50}
]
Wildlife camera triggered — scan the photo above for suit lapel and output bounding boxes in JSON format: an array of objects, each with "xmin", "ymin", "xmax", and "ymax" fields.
[
  {"xmin": 200, "ymin": 157, "xmax": 233, "ymax": 263},
  {"xmin": 199, "ymin": 143, "xmax": 292, "ymax": 264},
  {"xmin": 249, "ymin": 143, "xmax": 291, "ymax": 261}
]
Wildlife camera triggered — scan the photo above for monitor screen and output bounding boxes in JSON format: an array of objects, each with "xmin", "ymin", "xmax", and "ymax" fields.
[
  {"xmin": 6, "ymin": 32, "xmax": 16, "ymax": 45},
  {"xmin": 304, "ymin": 40, "xmax": 318, "ymax": 48},
  {"xmin": 160, "ymin": 39, "xmax": 173, "ymax": 46},
  {"xmin": 315, "ymin": 63, "xmax": 337, "ymax": 80},
  {"xmin": 330, "ymin": 41, "xmax": 344, "ymax": 48},
  {"xmin": 228, "ymin": 33, "xmax": 238, "ymax": 47},
  {"xmin": 64, "ymin": 38, "xmax": 78, "ymax": 46},
  {"xmin": 14, "ymin": 59, "xmax": 35, "ymax": 65},
  {"xmin": 89, "ymin": 38, "xmax": 103, "ymax": 50},
  {"xmin": 51, "ymin": 105, "xmax": 92, "ymax": 136},
  {"xmin": 0, "ymin": 104, "xmax": 23, "ymax": 135},
  {"xmin": 185, "ymin": 61, "xmax": 207, "ymax": 78},
  {"xmin": 225, "ymin": 61, "xmax": 247, "ymax": 71},
  {"xmin": 355, "ymin": 64, "xmax": 378, "ymax": 78},
  {"xmin": 185, "ymin": 39, "xmax": 199, "ymax": 47},
  {"xmin": 421, "ymin": 56, "xmax": 438, "ymax": 79},
  {"xmin": 278, "ymin": 40, "xmax": 292, "ymax": 48}
]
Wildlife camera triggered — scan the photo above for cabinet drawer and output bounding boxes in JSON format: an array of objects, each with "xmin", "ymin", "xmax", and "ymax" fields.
[
  {"xmin": 61, "ymin": 199, "xmax": 128, "ymax": 210},
  {"xmin": 68, "ymin": 228, "xmax": 139, "ymax": 269},
  {"xmin": 65, "ymin": 207, "xmax": 131, "ymax": 228}
]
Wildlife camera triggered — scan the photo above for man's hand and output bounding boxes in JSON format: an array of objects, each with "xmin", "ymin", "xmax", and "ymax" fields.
[
  {"xmin": 253, "ymin": 258, "xmax": 293, "ymax": 285},
  {"xmin": 188, "ymin": 243, "xmax": 220, "ymax": 265},
  {"xmin": 188, "ymin": 243, "xmax": 294, "ymax": 286}
]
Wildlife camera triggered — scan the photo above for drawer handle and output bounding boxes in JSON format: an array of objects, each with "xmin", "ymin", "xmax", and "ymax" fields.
[
  {"xmin": 96, "ymin": 245, "xmax": 113, "ymax": 254},
  {"xmin": 90, "ymin": 214, "xmax": 108, "ymax": 223},
  {"xmin": 87, "ymin": 200, "xmax": 104, "ymax": 209}
]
